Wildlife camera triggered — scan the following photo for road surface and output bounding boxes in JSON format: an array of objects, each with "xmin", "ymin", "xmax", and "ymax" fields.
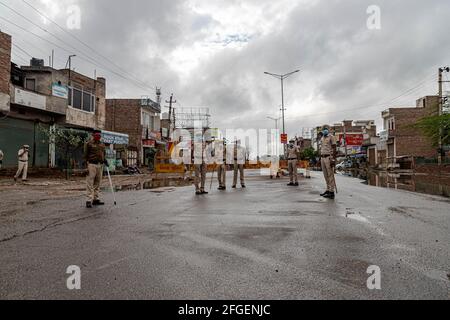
[{"xmin": 0, "ymin": 170, "xmax": 449, "ymax": 299}]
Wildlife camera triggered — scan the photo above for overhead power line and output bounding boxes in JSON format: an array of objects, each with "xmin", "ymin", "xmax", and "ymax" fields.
[
  {"xmin": 20, "ymin": 0, "xmax": 155, "ymax": 92},
  {"xmin": 0, "ymin": 1, "xmax": 157, "ymax": 94}
]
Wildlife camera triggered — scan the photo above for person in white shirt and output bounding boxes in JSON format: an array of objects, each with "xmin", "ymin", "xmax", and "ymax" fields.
[{"xmin": 14, "ymin": 145, "xmax": 29, "ymax": 182}]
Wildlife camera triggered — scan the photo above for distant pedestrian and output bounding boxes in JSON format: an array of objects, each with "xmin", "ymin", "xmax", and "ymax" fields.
[
  {"xmin": 0, "ymin": 149, "xmax": 3, "ymax": 170},
  {"xmin": 14, "ymin": 145, "xmax": 30, "ymax": 182},
  {"xmin": 320, "ymin": 125, "xmax": 337, "ymax": 199},
  {"xmin": 287, "ymin": 139, "xmax": 300, "ymax": 186},
  {"xmin": 84, "ymin": 130, "xmax": 107, "ymax": 208},
  {"xmin": 232, "ymin": 140, "xmax": 246, "ymax": 189}
]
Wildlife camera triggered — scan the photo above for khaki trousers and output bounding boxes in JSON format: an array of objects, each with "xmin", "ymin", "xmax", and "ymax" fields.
[
  {"xmin": 195, "ymin": 164, "xmax": 207, "ymax": 192},
  {"xmin": 15, "ymin": 161, "xmax": 28, "ymax": 180},
  {"xmin": 87, "ymin": 163, "xmax": 103, "ymax": 202},
  {"xmin": 288, "ymin": 160, "xmax": 298, "ymax": 183},
  {"xmin": 233, "ymin": 164, "xmax": 245, "ymax": 186},
  {"xmin": 321, "ymin": 157, "xmax": 336, "ymax": 192},
  {"xmin": 217, "ymin": 164, "xmax": 226, "ymax": 187}
]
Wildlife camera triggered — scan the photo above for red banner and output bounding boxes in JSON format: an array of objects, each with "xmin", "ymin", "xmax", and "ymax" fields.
[
  {"xmin": 281, "ymin": 134, "xmax": 288, "ymax": 144},
  {"xmin": 338, "ymin": 134, "xmax": 364, "ymax": 146}
]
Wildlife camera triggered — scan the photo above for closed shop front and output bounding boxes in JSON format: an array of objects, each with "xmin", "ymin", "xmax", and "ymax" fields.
[{"xmin": 0, "ymin": 117, "xmax": 49, "ymax": 168}]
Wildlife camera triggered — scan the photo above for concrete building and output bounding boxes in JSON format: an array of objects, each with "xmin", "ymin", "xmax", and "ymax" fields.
[
  {"xmin": 377, "ymin": 96, "xmax": 439, "ymax": 168},
  {"xmin": 105, "ymin": 98, "xmax": 162, "ymax": 167},
  {"xmin": 0, "ymin": 31, "xmax": 124, "ymax": 170}
]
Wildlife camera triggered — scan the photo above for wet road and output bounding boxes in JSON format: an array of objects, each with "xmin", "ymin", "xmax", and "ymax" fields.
[{"xmin": 0, "ymin": 171, "xmax": 449, "ymax": 299}]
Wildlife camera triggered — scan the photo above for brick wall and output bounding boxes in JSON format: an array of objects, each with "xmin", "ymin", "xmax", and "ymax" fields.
[
  {"xmin": 105, "ymin": 99, "xmax": 142, "ymax": 151},
  {"xmin": 0, "ymin": 31, "xmax": 11, "ymax": 111},
  {"xmin": 390, "ymin": 107, "xmax": 437, "ymax": 158}
]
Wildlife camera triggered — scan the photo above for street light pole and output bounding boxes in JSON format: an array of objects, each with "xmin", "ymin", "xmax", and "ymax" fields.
[
  {"xmin": 438, "ymin": 67, "xmax": 449, "ymax": 166},
  {"xmin": 267, "ymin": 116, "xmax": 281, "ymax": 130},
  {"xmin": 264, "ymin": 69, "xmax": 300, "ymax": 156}
]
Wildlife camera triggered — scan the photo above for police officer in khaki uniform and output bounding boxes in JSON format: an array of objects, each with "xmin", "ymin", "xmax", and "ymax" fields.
[
  {"xmin": 287, "ymin": 139, "xmax": 300, "ymax": 186},
  {"xmin": 320, "ymin": 125, "xmax": 337, "ymax": 199},
  {"xmin": 193, "ymin": 140, "xmax": 208, "ymax": 195},
  {"xmin": 232, "ymin": 140, "xmax": 246, "ymax": 189},
  {"xmin": 217, "ymin": 140, "xmax": 227, "ymax": 190},
  {"xmin": 84, "ymin": 130, "xmax": 107, "ymax": 208},
  {"xmin": 14, "ymin": 145, "xmax": 30, "ymax": 182}
]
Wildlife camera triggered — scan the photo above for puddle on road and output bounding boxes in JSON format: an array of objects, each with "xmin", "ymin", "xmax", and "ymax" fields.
[
  {"xmin": 104, "ymin": 179, "xmax": 192, "ymax": 193},
  {"xmin": 366, "ymin": 171, "xmax": 450, "ymax": 198}
]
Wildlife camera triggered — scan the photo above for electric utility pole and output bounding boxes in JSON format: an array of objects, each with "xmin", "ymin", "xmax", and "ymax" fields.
[
  {"xmin": 438, "ymin": 67, "xmax": 449, "ymax": 166},
  {"xmin": 65, "ymin": 55, "xmax": 76, "ymax": 86},
  {"xmin": 166, "ymin": 94, "xmax": 177, "ymax": 140}
]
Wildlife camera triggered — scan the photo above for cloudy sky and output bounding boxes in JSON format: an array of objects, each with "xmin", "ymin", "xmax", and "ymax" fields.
[{"xmin": 1, "ymin": 0, "xmax": 450, "ymax": 137}]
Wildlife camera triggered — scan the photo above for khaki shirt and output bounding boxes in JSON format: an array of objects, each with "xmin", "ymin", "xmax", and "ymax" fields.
[
  {"xmin": 18, "ymin": 148, "xmax": 29, "ymax": 162},
  {"xmin": 84, "ymin": 140, "xmax": 106, "ymax": 163},
  {"xmin": 287, "ymin": 145, "xmax": 300, "ymax": 159},
  {"xmin": 234, "ymin": 145, "xmax": 246, "ymax": 164},
  {"xmin": 320, "ymin": 135, "xmax": 337, "ymax": 156}
]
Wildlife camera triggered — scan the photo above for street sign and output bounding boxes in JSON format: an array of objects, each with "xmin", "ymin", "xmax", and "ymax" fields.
[
  {"xmin": 281, "ymin": 134, "xmax": 288, "ymax": 144},
  {"xmin": 444, "ymin": 92, "xmax": 450, "ymax": 114}
]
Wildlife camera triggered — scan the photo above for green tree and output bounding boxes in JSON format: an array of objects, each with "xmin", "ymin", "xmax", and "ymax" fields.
[
  {"xmin": 38, "ymin": 124, "xmax": 89, "ymax": 178},
  {"xmin": 300, "ymin": 147, "xmax": 318, "ymax": 161},
  {"xmin": 414, "ymin": 114, "xmax": 450, "ymax": 147}
]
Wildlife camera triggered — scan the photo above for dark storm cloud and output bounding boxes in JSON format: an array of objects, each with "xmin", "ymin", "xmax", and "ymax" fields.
[{"xmin": 3, "ymin": 0, "xmax": 449, "ymax": 136}]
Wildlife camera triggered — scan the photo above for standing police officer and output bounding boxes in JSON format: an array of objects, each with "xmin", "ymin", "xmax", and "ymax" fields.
[
  {"xmin": 193, "ymin": 140, "xmax": 208, "ymax": 195},
  {"xmin": 287, "ymin": 139, "xmax": 300, "ymax": 186},
  {"xmin": 232, "ymin": 140, "xmax": 246, "ymax": 189},
  {"xmin": 84, "ymin": 130, "xmax": 107, "ymax": 208},
  {"xmin": 320, "ymin": 125, "xmax": 337, "ymax": 199},
  {"xmin": 217, "ymin": 140, "xmax": 227, "ymax": 191}
]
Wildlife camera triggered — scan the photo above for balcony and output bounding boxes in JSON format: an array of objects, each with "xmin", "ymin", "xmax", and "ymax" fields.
[{"xmin": 10, "ymin": 85, "xmax": 66, "ymax": 115}]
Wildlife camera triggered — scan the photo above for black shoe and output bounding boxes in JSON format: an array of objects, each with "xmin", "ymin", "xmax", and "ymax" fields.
[
  {"xmin": 93, "ymin": 200, "xmax": 105, "ymax": 206},
  {"xmin": 86, "ymin": 201, "xmax": 93, "ymax": 208},
  {"xmin": 202, "ymin": 191, "xmax": 209, "ymax": 195},
  {"xmin": 287, "ymin": 183, "xmax": 295, "ymax": 186},
  {"xmin": 294, "ymin": 182, "xmax": 299, "ymax": 186},
  {"xmin": 320, "ymin": 191, "xmax": 330, "ymax": 197},
  {"xmin": 232, "ymin": 185, "xmax": 236, "ymax": 189},
  {"xmin": 196, "ymin": 191, "xmax": 202, "ymax": 195},
  {"xmin": 323, "ymin": 192, "xmax": 335, "ymax": 199},
  {"xmin": 241, "ymin": 185, "xmax": 246, "ymax": 188}
]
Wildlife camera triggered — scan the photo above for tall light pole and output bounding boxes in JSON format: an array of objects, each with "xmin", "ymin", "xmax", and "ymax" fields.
[
  {"xmin": 268, "ymin": 116, "xmax": 282, "ymax": 157},
  {"xmin": 438, "ymin": 67, "xmax": 450, "ymax": 166},
  {"xmin": 267, "ymin": 116, "xmax": 282, "ymax": 130},
  {"xmin": 264, "ymin": 69, "xmax": 300, "ymax": 155}
]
